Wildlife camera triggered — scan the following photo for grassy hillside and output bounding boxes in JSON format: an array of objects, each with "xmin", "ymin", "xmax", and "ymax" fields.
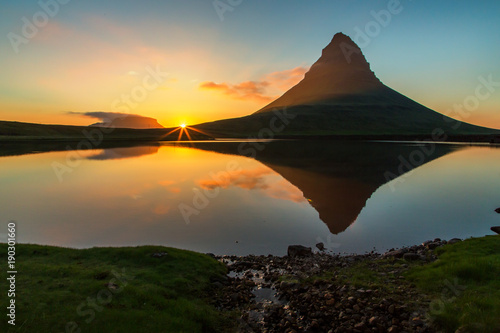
[
  {"xmin": 0, "ymin": 120, "xmax": 211, "ymax": 141},
  {"xmin": 408, "ymin": 236, "xmax": 500, "ymax": 332},
  {"xmin": 0, "ymin": 244, "xmax": 234, "ymax": 333}
]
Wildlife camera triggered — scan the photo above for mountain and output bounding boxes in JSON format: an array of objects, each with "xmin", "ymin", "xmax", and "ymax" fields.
[{"xmin": 194, "ymin": 33, "xmax": 499, "ymax": 139}]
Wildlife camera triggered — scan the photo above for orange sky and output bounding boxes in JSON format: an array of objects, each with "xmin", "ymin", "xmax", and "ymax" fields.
[{"xmin": 1, "ymin": 1, "xmax": 499, "ymax": 129}]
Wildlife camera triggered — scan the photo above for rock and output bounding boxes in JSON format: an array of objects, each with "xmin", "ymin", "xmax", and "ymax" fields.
[
  {"xmin": 212, "ymin": 281, "xmax": 224, "ymax": 289},
  {"xmin": 495, "ymin": 207, "xmax": 500, "ymax": 214},
  {"xmin": 354, "ymin": 321, "xmax": 366, "ymax": 330},
  {"xmin": 368, "ymin": 316, "xmax": 378, "ymax": 326},
  {"xmin": 426, "ymin": 242, "xmax": 441, "ymax": 250},
  {"xmin": 448, "ymin": 238, "xmax": 462, "ymax": 244},
  {"xmin": 388, "ymin": 304, "xmax": 395, "ymax": 314},
  {"xmin": 491, "ymin": 226, "xmax": 500, "ymax": 235},
  {"xmin": 384, "ymin": 249, "xmax": 407, "ymax": 258},
  {"xmin": 387, "ymin": 325, "xmax": 399, "ymax": 332},
  {"xmin": 151, "ymin": 252, "xmax": 168, "ymax": 258},
  {"xmin": 316, "ymin": 242, "xmax": 325, "ymax": 251},
  {"xmin": 287, "ymin": 245, "xmax": 312, "ymax": 257},
  {"xmin": 403, "ymin": 253, "xmax": 422, "ymax": 261}
]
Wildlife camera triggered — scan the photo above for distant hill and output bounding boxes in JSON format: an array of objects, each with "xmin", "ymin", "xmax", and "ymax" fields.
[
  {"xmin": 194, "ymin": 33, "xmax": 500, "ymax": 139},
  {"xmin": 0, "ymin": 120, "xmax": 210, "ymax": 142},
  {"xmin": 89, "ymin": 113, "xmax": 164, "ymax": 129}
]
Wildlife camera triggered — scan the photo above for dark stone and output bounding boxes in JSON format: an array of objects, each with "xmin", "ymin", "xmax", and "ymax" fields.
[
  {"xmin": 316, "ymin": 242, "xmax": 325, "ymax": 251},
  {"xmin": 448, "ymin": 238, "xmax": 462, "ymax": 244},
  {"xmin": 287, "ymin": 245, "xmax": 312, "ymax": 257},
  {"xmin": 403, "ymin": 253, "xmax": 421, "ymax": 261},
  {"xmin": 94, "ymin": 271, "xmax": 109, "ymax": 280},
  {"xmin": 426, "ymin": 242, "xmax": 441, "ymax": 250},
  {"xmin": 491, "ymin": 226, "xmax": 500, "ymax": 235},
  {"xmin": 212, "ymin": 281, "xmax": 224, "ymax": 289},
  {"xmin": 384, "ymin": 249, "xmax": 407, "ymax": 258},
  {"xmin": 495, "ymin": 207, "xmax": 500, "ymax": 214}
]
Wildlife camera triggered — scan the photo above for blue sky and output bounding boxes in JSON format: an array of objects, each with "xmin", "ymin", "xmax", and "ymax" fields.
[{"xmin": 1, "ymin": 0, "xmax": 499, "ymax": 127}]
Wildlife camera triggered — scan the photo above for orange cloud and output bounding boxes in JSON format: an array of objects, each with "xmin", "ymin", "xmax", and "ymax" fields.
[
  {"xmin": 199, "ymin": 81, "xmax": 274, "ymax": 103},
  {"xmin": 198, "ymin": 167, "xmax": 306, "ymax": 203},
  {"xmin": 199, "ymin": 168, "xmax": 273, "ymax": 190},
  {"xmin": 265, "ymin": 66, "xmax": 309, "ymax": 91},
  {"xmin": 199, "ymin": 66, "xmax": 308, "ymax": 103}
]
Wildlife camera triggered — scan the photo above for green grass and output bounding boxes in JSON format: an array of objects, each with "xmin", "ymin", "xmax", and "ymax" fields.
[
  {"xmin": 0, "ymin": 244, "xmax": 234, "ymax": 333},
  {"xmin": 407, "ymin": 236, "xmax": 500, "ymax": 333}
]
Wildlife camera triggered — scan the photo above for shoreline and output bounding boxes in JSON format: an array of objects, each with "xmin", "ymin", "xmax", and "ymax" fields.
[
  {"xmin": 212, "ymin": 237, "xmax": 464, "ymax": 333},
  {"xmin": 1, "ymin": 235, "xmax": 498, "ymax": 332}
]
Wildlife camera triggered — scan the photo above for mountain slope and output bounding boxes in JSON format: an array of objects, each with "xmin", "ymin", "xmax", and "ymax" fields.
[{"xmin": 195, "ymin": 33, "xmax": 499, "ymax": 138}]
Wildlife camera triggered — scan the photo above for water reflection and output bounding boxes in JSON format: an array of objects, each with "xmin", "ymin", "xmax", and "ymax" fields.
[
  {"xmin": 175, "ymin": 141, "xmax": 460, "ymax": 234},
  {"xmin": 86, "ymin": 145, "xmax": 160, "ymax": 160},
  {"xmin": 1, "ymin": 140, "xmax": 498, "ymax": 255}
]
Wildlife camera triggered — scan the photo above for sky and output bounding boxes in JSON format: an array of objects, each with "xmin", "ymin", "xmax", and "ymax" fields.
[{"xmin": 1, "ymin": 0, "xmax": 499, "ymax": 129}]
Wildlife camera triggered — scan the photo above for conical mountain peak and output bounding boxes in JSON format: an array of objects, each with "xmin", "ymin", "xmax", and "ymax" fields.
[
  {"xmin": 256, "ymin": 32, "xmax": 382, "ymax": 112},
  {"xmin": 196, "ymin": 32, "xmax": 498, "ymax": 138},
  {"xmin": 316, "ymin": 32, "xmax": 370, "ymax": 69}
]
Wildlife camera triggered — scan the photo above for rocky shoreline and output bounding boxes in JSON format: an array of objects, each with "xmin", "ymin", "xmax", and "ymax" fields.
[{"xmin": 210, "ymin": 238, "xmax": 464, "ymax": 333}]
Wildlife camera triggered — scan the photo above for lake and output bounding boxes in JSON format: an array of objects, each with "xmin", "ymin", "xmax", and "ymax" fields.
[{"xmin": 1, "ymin": 140, "xmax": 499, "ymax": 256}]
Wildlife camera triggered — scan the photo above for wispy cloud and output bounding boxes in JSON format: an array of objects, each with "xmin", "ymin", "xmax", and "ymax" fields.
[
  {"xmin": 198, "ymin": 167, "xmax": 306, "ymax": 203},
  {"xmin": 199, "ymin": 81, "xmax": 274, "ymax": 103},
  {"xmin": 199, "ymin": 66, "xmax": 308, "ymax": 103}
]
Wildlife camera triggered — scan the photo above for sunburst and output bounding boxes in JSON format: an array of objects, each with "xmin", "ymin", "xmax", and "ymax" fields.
[{"xmin": 160, "ymin": 123, "xmax": 212, "ymax": 141}]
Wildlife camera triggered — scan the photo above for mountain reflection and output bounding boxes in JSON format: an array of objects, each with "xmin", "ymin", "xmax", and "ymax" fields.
[
  {"xmin": 198, "ymin": 166, "xmax": 306, "ymax": 203},
  {"xmin": 173, "ymin": 140, "xmax": 460, "ymax": 234},
  {"xmin": 86, "ymin": 145, "xmax": 159, "ymax": 160}
]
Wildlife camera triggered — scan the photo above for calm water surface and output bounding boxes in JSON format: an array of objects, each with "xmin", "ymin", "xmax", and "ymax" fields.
[{"xmin": 0, "ymin": 141, "xmax": 499, "ymax": 255}]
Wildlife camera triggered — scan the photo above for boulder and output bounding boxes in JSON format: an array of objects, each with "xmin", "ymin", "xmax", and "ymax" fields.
[
  {"xmin": 426, "ymin": 242, "xmax": 441, "ymax": 250},
  {"xmin": 491, "ymin": 226, "xmax": 500, "ymax": 235},
  {"xmin": 316, "ymin": 242, "xmax": 325, "ymax": 251},
  {"xmin": 495, "ymin": 207, "xmax": 500, "ymax": 214},
  {"xmin": 384, "ymin": 249, "xmax": 407, "ymax": 258},
  {"xmin": 447, "ymin": 238, "xmax": 462, "ymax": 244},
  {"xmin": 403, "ymin": 253, "xmax": 422, "ymax": 261},
  {"xmin": 287, "ymin": 245, "xmax": 312, "ymax": 257}
]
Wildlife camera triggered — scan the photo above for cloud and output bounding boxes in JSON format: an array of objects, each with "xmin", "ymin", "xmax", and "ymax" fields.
[
  {"xmin": 198, "ymin": 167, "xmax": 306, "ymax": 203},
  {"xmin": 69, "ymin": 111, "xmax": 164, "ymax": 129},
  {"xmin": 199, "ymin": 81, "xmax": 274, "ymax": 103},
  {"xmin": 265, "ymin": 66, "xmax": 309, "ymax": 91},
  {"xmin": 199, "ymin": 168, "xmax": 273, "ymax": 190},
  {"xmin": 199, "ymin": 66, "xmax": 308, "ymax": 103}
]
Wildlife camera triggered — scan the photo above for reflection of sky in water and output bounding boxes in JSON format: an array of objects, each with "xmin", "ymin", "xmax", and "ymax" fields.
[{"xmin": 0, "ymin": 144, "xmax": 499, "ymax": 255}]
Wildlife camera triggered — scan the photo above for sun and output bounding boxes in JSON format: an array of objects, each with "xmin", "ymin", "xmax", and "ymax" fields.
[{"xmin": 180, "ymin": 123, "xmax": 186, "ymax": 128}]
